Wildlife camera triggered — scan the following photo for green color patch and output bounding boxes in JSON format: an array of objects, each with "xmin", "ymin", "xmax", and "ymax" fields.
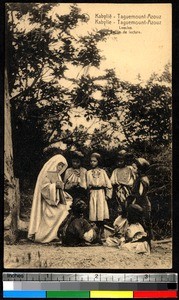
[{"xmin": 47, "ymin": 290, "xmax": 90, "ymax": 298}]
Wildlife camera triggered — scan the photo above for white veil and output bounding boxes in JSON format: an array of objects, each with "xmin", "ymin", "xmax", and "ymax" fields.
[{"xmin": 28, "ymin": 154, "xmax": 68, "ymax": 239}]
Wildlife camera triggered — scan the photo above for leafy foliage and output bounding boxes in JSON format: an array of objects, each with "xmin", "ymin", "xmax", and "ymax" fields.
[
  {"xmin": 121, "ymin": 77, "xmax": 171, "ymax": 147},
  {"xmin": 6, "ymin": 3, "xmax": 118, "ymax": 180}
]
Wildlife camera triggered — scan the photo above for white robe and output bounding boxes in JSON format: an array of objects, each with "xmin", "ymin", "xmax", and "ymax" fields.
[
  {"xmin": 86, "ymin": 168, "xmax": 112, "ymax": 221},
  {"xmin": 28, "ymin": 155, "xmax": 72, "ymax": 243}
]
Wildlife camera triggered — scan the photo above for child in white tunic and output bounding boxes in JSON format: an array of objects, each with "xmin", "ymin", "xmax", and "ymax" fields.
[
  {"xmin": 87, "ymin": 153, "xmax": 112, "ymax": 243},
  {"xmin": 64, "ymin": 151, "xmax": 87, "ymax": 203}
]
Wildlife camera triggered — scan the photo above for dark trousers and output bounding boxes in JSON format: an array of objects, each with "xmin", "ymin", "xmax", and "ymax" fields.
[
  {"xmin": 142, "ymin": 212, "xmax": 153, "ymax": 249},
  {"xmin": 95, "ymin": 221, "xmax": 104, "ymax": 241}
]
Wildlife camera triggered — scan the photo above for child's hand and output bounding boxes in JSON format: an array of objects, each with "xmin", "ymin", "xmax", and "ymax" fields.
[
  {"xmin": 71, "ymin": 181, "xmax": 78, "ymax": 187},
  {"xmin": 119, "ymin": 237, "xmax": 125, "ymax": 246},
  {"xmin": 56, "ymin": 181, "xmax": 64, "ymax": 189}
]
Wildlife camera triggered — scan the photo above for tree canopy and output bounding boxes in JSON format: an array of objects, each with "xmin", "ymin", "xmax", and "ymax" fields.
[
  {"xmin": 6, "ymin": 3, "xmax": 119, "ymax": 179},
  {"xmin": 6, "ymin": 3, "xmax": 171, "ymax": 185}
]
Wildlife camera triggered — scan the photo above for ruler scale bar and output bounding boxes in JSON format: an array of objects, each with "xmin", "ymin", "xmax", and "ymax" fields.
[{"xmin": 3, "ymin": 273, "xmax": 178, "ymax": 283}]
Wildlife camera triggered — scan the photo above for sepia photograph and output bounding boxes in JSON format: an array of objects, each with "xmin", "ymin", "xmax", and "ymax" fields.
[{"xmin": 4, "ymin": 3, "xmax": 172, "ymax": 269}]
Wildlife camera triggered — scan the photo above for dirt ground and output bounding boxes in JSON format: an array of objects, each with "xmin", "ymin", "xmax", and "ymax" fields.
[{"xmin": 4, "ymin": 239, "xmax": 172, "ymax": 269}]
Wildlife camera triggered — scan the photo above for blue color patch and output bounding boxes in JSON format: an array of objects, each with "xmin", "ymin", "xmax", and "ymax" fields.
[{"xmin": 3, "ymin": 290, "xmax": 46, "ymax": 298}]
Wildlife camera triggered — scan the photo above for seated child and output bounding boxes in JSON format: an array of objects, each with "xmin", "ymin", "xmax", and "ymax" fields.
[
  {"xmin": 104, "ymin": 215, "xmax": 128, "ymax": 246},
  {"xmin": 61, "ymin": 199, "xmax": 97, "ymax": 246},
  {"xmin": 105, "ymin": 204, "xmax": 150, "ymax": 255}
]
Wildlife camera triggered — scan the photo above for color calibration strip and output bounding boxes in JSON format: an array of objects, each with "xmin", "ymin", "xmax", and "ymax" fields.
[
  {"xmin": 3, "ymin": 290, "xmax": 178, "ymax": 298},
  {"xmin": 3, "ymin": 273, "xmax": 178, "ymax": 298}
]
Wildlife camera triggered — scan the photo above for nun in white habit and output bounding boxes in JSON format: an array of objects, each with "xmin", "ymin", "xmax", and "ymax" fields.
[{"xmin": 28, "ymin": 154, "xmax": 72, "ymax": 243}]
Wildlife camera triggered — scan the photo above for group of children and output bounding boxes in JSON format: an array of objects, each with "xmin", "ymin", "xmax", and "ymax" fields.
[
  {"xmin": 28, "ymin": 148, "xmax": 152, "ymax": 254},
  {"xmin": 57, "ymin": 150, "xmax": 152, "ymax": 254}
]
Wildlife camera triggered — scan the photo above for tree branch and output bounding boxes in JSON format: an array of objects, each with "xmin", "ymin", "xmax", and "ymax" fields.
[
  {"xmin": 148, "ymin": 184, "xmax": 171, "ymax": 195},
  {"xmin": 44, "ymin": 114, "xmax": 70, "ymax": 142},
  {"xmin": 10, "ymin": 65, "xmax": 44, "ymax": 102},
  {"xmin": 122, "ymin": 126, "xmax": 134, "ymax": 145},
  {"xmin": 85, "ymin": 119, "xmax": 99, "ymax": 133}
]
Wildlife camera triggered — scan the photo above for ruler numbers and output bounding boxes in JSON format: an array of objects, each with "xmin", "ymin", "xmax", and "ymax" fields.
[{"xmin": 3, "ymin": 272, "xmax": 178, "ymax": 283}]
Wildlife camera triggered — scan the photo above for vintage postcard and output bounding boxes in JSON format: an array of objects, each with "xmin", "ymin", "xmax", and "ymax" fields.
[{"xmin": 4, "ymin": 3, "xmax": 172, "ymax": 269}]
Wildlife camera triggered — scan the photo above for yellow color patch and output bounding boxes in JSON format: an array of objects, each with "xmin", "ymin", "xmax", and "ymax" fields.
[{"xmin": 90, "ymin": 291, "xmax": 133, "ymax": 298}]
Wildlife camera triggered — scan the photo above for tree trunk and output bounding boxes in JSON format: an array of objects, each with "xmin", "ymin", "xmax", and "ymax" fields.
[{"xmin": 4, "ymin": 68, "xmax": 19, "ymax": 243}]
